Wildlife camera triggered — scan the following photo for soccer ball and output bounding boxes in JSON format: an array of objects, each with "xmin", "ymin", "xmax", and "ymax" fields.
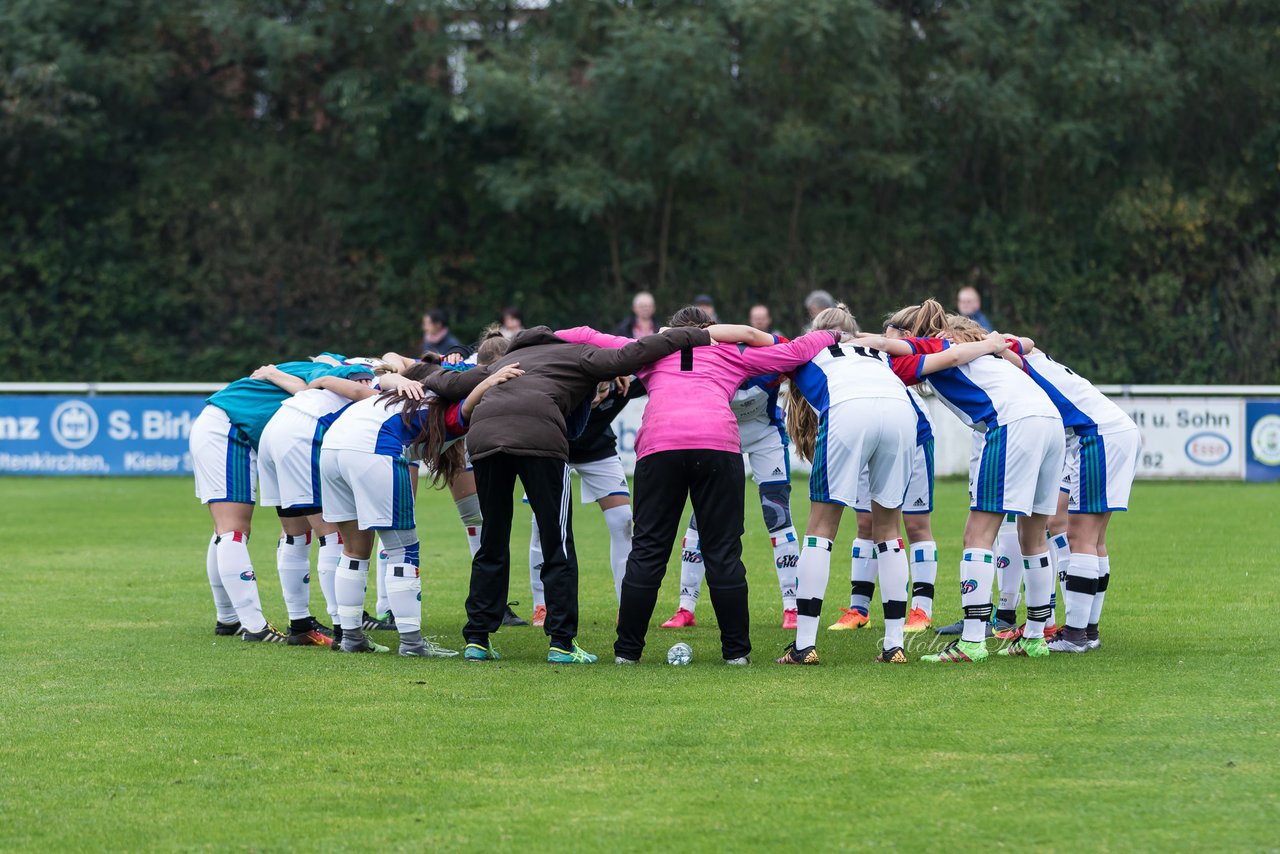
[{"xmin": 667, "ymin": 642, "xmax": 693, "ymax": 666}]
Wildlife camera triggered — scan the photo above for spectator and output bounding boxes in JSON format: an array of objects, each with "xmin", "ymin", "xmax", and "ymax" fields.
[
  {"xmin": 957, "ymin": 286, "xmax": 994, "ymax": 332},
  {"xmin": 421, "ymin": 309, "xmax": 463, "ymax": 357},
  {"xmin": 614, "ymin": 291, "xmax": 658, "ymax": 339},
  {"xmin": 803, "ymin": 289, "xmax": 835, "ymax": 319},
  {"xmin": 500, "ymin": 306, "xmax": 525, "ymax": 341},
  {"xmin": 693, "ymin": 293, "xmax": 719, "ymax": 323},
  {"xmin": 748, "ymin": 304, "xmax": 774, "ymax": 334}
]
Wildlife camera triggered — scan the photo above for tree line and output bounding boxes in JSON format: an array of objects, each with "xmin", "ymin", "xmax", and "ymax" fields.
[{"xmin": 2, "ymin": 0, "xmax": 1278, "ymax": 382}]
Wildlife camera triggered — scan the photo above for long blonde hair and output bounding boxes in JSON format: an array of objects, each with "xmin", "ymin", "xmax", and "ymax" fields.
[
  {"xmin": 785, "ymin": 304, "xmax": 857, "ymax": 462},
  {"xmin": 898, "ymin": 298, "xmax": 948, "ymax": 338},
  {"xmin": 943, "ymin": 313, "xmax": 987, "ymax": 343}
]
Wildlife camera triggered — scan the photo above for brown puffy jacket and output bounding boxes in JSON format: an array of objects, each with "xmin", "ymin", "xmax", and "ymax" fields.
[{"xmin": 422, "ymin": 326, "xmax": 710, "ymax": 461}]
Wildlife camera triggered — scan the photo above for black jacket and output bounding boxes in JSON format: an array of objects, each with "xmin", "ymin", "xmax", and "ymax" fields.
[
  {"xmin": 569, "ymin": 378, "xmax": 647, "ymax": 465},
  {"xmin": 422, "ymin": 326, "xmax": 709, "ymax": 461}
]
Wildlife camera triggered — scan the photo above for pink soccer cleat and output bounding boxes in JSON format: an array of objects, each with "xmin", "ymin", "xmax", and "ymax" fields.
[{"xmin": 660, "ymin": 608, "xmax": 697, "ymax": 628}]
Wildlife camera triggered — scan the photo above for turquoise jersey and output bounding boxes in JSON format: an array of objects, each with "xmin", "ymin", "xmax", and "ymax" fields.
[{"xmin": 206, "ymin": 358, "xmax": 367, "ymax": 448}]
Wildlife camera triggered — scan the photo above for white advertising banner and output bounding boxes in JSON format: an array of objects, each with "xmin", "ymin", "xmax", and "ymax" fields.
[
  {"xmin": 609, "ymin": 394, "xmax": 1246, "ymax": 481},
  {"xmin": 1113, "ymin": 397, "xmax": 1244, "ymax": 479}
]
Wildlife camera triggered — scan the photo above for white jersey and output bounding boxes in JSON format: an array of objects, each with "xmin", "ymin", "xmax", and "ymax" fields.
[
  {"xmin": 893, "ymin": 339, "xmax": 1057, "ymax": 431},
  {"xmin": 321, "ymin": 393, "xmax": 462, "ymax": 459},
  {"xmin": 1023, "ymin": 352, "xmax": 1136, "ymax": 436},
  {"xmin": 791, "ymin": 342, "xmax": 910, "ymax": 414},
  {"xmin": 280, "ymin": 387, "xmax": 361, "ymax": 427}
]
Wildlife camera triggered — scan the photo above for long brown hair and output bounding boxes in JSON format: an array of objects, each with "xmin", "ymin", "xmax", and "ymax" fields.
[
  {"xmin": 785, "ymin": 303, "xmax": 857, "ymax": 462},
  {"xmin": 668, "ymin": 305, "xmax": 714, "ymax": 328},
  {"xmin": 898, "ymin": 298, "xmax": 948, "ymax": 338},
  {"xmin": 376, "ymin": 361, "xmax": 466, "ymax": 487},
  {"xmin": 476, "ymin": 324, "xmax": 510, "ymax": 365}
]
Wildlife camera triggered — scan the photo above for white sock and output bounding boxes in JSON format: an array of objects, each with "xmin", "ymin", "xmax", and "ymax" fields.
[
  {"xmin": 1048, "ymin": 530, "xmax": 1070, "ymax": 622},
  {"xmin": 529, "ymin": 516, "xmax": 546, "ymax": 608},
  {"xmin": 1066, "ymin": 553, "xmax": 1101, "ymax": 631},
  {"xmin": 877, "ymin": 538, "xmax": 909, "ymax": 650},
  {"xmin": 1090, "ymin": 555, "xmax": 1110, "ymax": 627},
  {"xmin": 206, "ymin": 534, "xmax": 237, "ymax": 623},
  {"xmin": 316, "ymin": 533, "xmax": 343, "ymax": 622},
  {"xmin": 1022, "ymin": 552, "xmax": 1053, "ymax": 639},
  {"xmin": 996, "ymin": 522, "xmax": 1024, "ymax": 622},
  {"xmin": 456, "ymin": 494, "xmax": 483, "ymax": 558},
  {"xmin": 960, "ymin": 548, "xmax": 995, "ymax": 643},
  {"xmin": 385, "ymin": 564, "xmax": 422, "ymax": 634},
  {"xmin": 849, "ymin": 537, "xmax": 876, "ymax": 612},
  {"xmin": 335, "ymin": 555, "xmax": 369, "ymax": 632},
  {"xmin": 771, "ymin": 527, "xmax": 799, "ymax": 610},
  {"xmin": 908, "ymin": 540, "xmax": 938, "ymax": 616},
  {"xmin": 216, "ymin": 531, "xmax": 267, "ymax": 632},
  {"xmin": 277, "ymin": 532, "xmax": 313, "ymax": 620},
  {"xmin": 795, "ymin": 536, "xmax": 834, "ymax": 649},
  {"xmin": 374, "ymin": 546, "xmax": 389, "ymax": 616},
  {"xmin": 678, "ymin": 527, "xmax": 703, "ymax": 613},
  {"xmin": 603, "ymin": 505, "xmax": 633, "ymax": 603}
]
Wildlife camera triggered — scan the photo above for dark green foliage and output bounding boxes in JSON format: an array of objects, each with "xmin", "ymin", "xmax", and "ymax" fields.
[{"xmin": 2, "ymin": 0, "xmax": 1277, "ymax": 382}]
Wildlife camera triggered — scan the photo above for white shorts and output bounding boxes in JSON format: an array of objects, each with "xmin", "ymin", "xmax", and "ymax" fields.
[
  {"xmin": 320, "ymin": 448, "xmax": 416, "ymax": 530},
  {"xmin": 968, "ymin": 415, "xmax": 1066, "ymax": 516},
  {"xmin": 258, "ymin": 407, "xmax": 324, "ymax": 509},
  {"xmin": 740, "ymin": 419, "xmax": 790, "ymax": 484},
  {"xmin": 522, "ymin": 455, "xmax": 630, "ymax": 506},
  {"xmin": 1065, "ymin": 427, "xmax": 1140, "ymax": 513},
  {"xmin": 854, "ymin": 439, "xmax": 934, "ymax": 514},
  {"xmin": 811, "ymin": 398, "xmax": 915, "ymax": 509},
  {"xmin": 190, "ymin": 405, "xmax": 256, "ymax": 505}
]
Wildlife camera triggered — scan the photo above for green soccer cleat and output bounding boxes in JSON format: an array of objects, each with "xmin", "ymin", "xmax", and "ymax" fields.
[
  {"xmin": 547, "ymin": 641, "xmax": 598, "ymax": 664},
  {"xmin": 337, "ymin": 634, "xmax": 390, "ymax": 653},
  {"xmin": 464, "ymin": 642, "xmax": 501, "ymax": 662},
  {"xmin": 999, "ymin": 636, "xmax": 1050, "ymax": 658},
  {"xmin": 922, "ymin": 639, "xmax": 988, "ymax": 663}
]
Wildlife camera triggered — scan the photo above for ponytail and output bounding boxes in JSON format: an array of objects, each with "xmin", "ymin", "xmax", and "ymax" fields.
[{"xmin": 785, "ymin": 382, "xmax": 819, "ymax": 463}]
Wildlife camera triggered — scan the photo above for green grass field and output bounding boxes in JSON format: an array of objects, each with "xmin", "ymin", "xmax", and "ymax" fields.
[{"xmin": 2, "ymin": 477, "xmax": 1277, "ymax": 851}]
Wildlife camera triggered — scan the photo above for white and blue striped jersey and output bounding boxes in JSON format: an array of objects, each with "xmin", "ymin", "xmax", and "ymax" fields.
[
  {"xmin": 320, "ymin": 394, "xmax": 464, "ymax": 459},
  {"xmin": 907, "ymin": 387, "xmax": 935, "ymax": 447},
  {"xmin": 1022, "ymin": 352, "xmax": 1136, "ymax": 436},
  {"xmin": 791, "ymin": 342, "xmax": 911, "ymax": 415},
  {"xmin": 891, "ymin": 338, "xmax": 1057, "ymax": 431},
  {"xmin": 280, "ymin": 382, "xmax": 378, "ymax": 429}
]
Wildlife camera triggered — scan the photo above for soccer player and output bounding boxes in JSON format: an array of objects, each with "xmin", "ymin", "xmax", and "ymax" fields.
[
  {"xmin": 1008, "ymin": 345, "xmax": 1141, "ymax": 652},
  {"xmin": 889, "ymin": 301, "xmax": 1066, "ymax": 662},
  {"xmin": 319, "ymin": 361, "xmax": 521, "ymax": 655},
  {"xmin": 828, "ymin": 313, "xmax": 940, "ymax": 635},
  {"xmin": 188, "ymin": 355, "xmax": 376, "ymax": 643},
  {"xmin": 527, "ymin": 376, "xmax": 641, "ymax": 623},
  {"xmin": 776, "ymin": 305, "xmax": 999, "ymax": 665},
  {"xmin": 661, "ymin": 369, "xmax": 801, "ymax": 630},
  {"xmin": 559, "ymin": 309, "xmax": 842, "ymax": 666}
]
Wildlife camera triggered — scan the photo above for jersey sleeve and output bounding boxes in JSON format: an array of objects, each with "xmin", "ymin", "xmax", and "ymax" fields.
[
  {"xmin": 443, "ymin": 401, "xmax": 468, "ymax": 438},
  {"xmin": 890, "ymin": 338, "xmax": 948, "ymax": 385}
]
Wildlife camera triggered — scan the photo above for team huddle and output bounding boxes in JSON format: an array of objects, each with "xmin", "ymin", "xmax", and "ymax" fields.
[{"xmin": 190, "ymin": 297, "xmax": 1139, "ymax": 665}]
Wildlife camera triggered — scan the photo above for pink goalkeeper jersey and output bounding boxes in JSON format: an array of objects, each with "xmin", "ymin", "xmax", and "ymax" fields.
[{"xmin": 556, "ymin": 327, "xmax": 840, "ymax": 459}]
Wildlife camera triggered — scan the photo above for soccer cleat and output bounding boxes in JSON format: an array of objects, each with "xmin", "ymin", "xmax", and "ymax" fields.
[
  {"xmin": 215, "ymin": 620, "xmax": 244, "ymax": 636},
  {"xmin": 464, "ymin": 642, "xmax": 501, "ymax": 661},
  {"xmin": 1047, "ymin": 634, "xmax": 1090, "ymax": 654},
  {"xmin": 994, "ymin": 621, "xmax": 1023, "ymax": 640},
  {"xmin": 828, "ymin": 608, "xmax": 869, "ymax": 631},
  {"xmin": 400, "ymin": 638, "xmax": 460, "ymax": 657},
  {"xmin": 724, "ymin": 656, "xmax": 750, "ymax": 666},
  {"xmin": 875, "ymin": 646, "xmax": 908, "ymax": 664},
  {"xmin": 614, "ymin": 656, "xmax": 639, "ymax": 665},
  {"xmin": 1044, "ymin": 622, "xmax": 1059, "ymax": 639},
  {"xmin": 242, "ymin": 623, "xmax": 288, "ymax": 643},
  {"xmin": 775, "ymin": 641, "xmax": 820, "ymax": 665},
  {"xmin": 998, "ymin": 636, "xmax": 1050, "ymax": 658},
  {"xmin": 287, "ymin": 628, "xmax": 333, "ymax": 647},
  {"xmin": 660, "ymin": 608, "xmax": 696, "ymax": 628},
  {"xmin": 937, "ymin": 619, "xmax": 996, "ymax": 638},
  {"xmin": 1086, "ymin": 636, "xmax": 1101, "ymax": 651},
  {"xmin": 782, "ymin": 608, "xmax": 798, "ymax": 630},
  {"xmin": 921, "ymin": 639, "xmax": 988, "ymax": 663},
  {"xmin": 531, "ymin": 605, "xmax": 547, "ymax": 627},
  {"xmin": 903, "ymin": 607, "xmax": 932, "ymax": 633},
  {"xmin": 547, "ymin": 641, "xmax": 598, "ymax": 664},
  {"xmin": 502, "ymin": 602, "xmax": 529, "ymax": 627},
  {"xmin": 338, "ymin": 634, "xmax": 390, "ymax": 653},
  {"xmin": 363, "ymin": 610, "xmax": 395, "ymax": 631}
]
